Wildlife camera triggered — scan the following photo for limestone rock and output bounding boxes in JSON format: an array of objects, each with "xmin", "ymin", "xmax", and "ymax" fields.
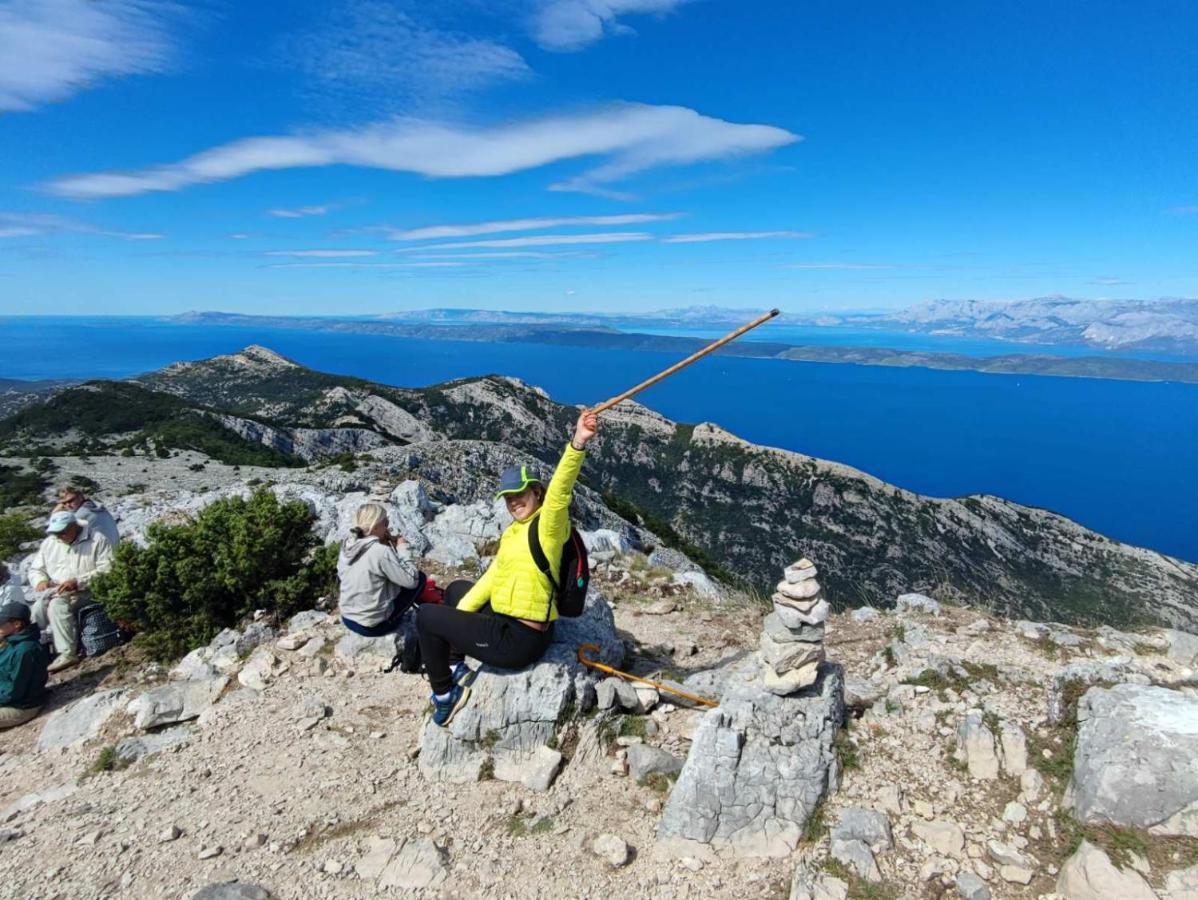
[
  {"xmin": 830, "ymin": 838, "xmax": 880, "ymax": 881},
  {"xmin": 763, "ymin": 659, "xmax": 823, "ymax": 696},
  {"xmin": 850, "ymin": 607, "xmax": 881, "ymax": 623},
  {"xmin": 237, "ymin": 646, "xmax": 281, "ymax": 691},
  {"xmin": 776, "ymin": 578, "xmax": 821, "ymax": 602},
  {"xmin": 378, "ymin": 838, "xmax": 449, "ymax": 890},
  {"xmin": 1047, "ymin": 659, "xmax": 1145, "ymax": 724},
  {"xmin": 789, "ymin": 866, "xmax": 849, "ymax": 900},
  {"xmin": 783, "ymin": 559, "xmax": 819, "ymax": 583},
  {"xmin": 491, "ymin": 746, "xmax": 563, "ymax": 792},
  {"xmin": 1165, "ymin": 863, "xmax": 1198, "ymax": 900},
  {"xmin": 896, "ymin": 593, "xmax": 941, "ymax": 616},
  {"xmin": 955, "ymin": 871, "xmax": 990, "ymax": 900},
  {"xmin": 999, "ymin": 720, "xmax": 1028, "ymax": 776},
  {"xmin": 287, "ymin": 610, "xmax": 331, "ymax": 634},
  {"xmin": 911, "ymin": 820, "xmax": 965, "ymax": 858},
  {"xmin": 1166, "ymin": 629, "xmax": 1198, "ymax": 666},
  {"xmin": 592, "ymin": 833, "xmax": 631, "ymax": 868},
  {"xmin": 657, "ymin": 661, "xmax": 843, "ymax": 858},
  {"xmin": 334, "ymin": 620, "xmax": 409, "ymax": 663},
  {"xmin": 1072, "ymin": 684, "xmax": 1198, "ymax": 836},
  {"xmin": 831, "ymin": 807, "xmax": 893, "ymax": 851},
  {"xmin": 37, "ymin": 689, "xmax": 128, "ymax": 752},
  {"xmin": 760, "ymin": 633, "xmax": 824, "ymax": 676},
  {"xmin": 627, "ymin": 744, "xmax": 683, "ymax": 783},
  {"xmin": 956, "ymin": 712, "xmax": 1000, "ymax": 780},
  {"xmin": 113, "ymin": 725, "xmax": 192, "ymax": 766},
  {"xmin": 127, "ymin": 678, "xmax": 227, "ymax": 730},
  {"xmin": 773, "ymin": 598, "xmax": 830, "ymax": 627},
  {"xmin": 234, "ymin": 623, "xmax": 276, "ymax": 657},
  {"xmin": 1056, "ymin": 840, "xmax": 1157, "ymax": 900},
  {"xmin": 419, "ymin": 591, "xmax": 621, "ymax": 785},
  {"xmin": 763, "ymin": 614, "xmax": 826, "ymax": 645}
]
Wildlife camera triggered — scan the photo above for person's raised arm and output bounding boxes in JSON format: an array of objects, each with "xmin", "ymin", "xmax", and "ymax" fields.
[{"xmin": 541, "ymin": 409, "xmax": 599, "ymax": 542}]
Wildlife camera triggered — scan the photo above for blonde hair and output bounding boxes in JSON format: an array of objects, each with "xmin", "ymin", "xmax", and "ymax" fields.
[{"xmin": 351, "ymin": 502, "xmax": 388, "ymax": 537}]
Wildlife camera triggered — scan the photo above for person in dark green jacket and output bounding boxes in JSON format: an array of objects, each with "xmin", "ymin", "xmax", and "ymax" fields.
[{"xmin": 0, "ymin": 601, "xmax": 50, "ymax": 730}]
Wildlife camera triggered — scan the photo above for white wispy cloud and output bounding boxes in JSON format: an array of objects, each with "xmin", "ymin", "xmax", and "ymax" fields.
[
  {"xmin": 264, "ymin": 249, "xmax": 377, "ymax": 258},
  {"xmin": 408, "ymin": 251, "xmax": 584, "ymax": 259},
  {"xmin": 532, "ymin": 0, "xmax": 694, "ymax": 51},
  {"xmin": 0, "ymin": 212, "xmax": 162, "ymax": 240},
  {"xmin": 786, "ymin": 262, "xmax": 898, "ymax": 270},
  {"xmin": 228, "ymin": 233, "xmax": 253, "ymax": 240},
  {"xmin": 266, "ymin": 261, "xmax": 466, "ymax": 269},
  {"xmin": 1167, "ymin": 206, "xmax": 1198, "ymax": 216},
  {"xmin": 663, "ymin": 230, "xmax": 811, "ymax": 243},
  {"xmin": 404, "ymin": 232, "xmax": 653, "ymax": 250},
  {"xmin": 384, "ymin": 212, "xmax": 681, "ymax": 241},
  {"xmin": 0, "ymin": 0, "xmax": 181, "ymax": 112},
  {"xmin": 1089, "ymin": 276, "xmax": 1131, "ymax": 286},
  {"xmin": 43, "ymin": 103, "xmax": 799, "ymax": 199},
  {"xmin": 268, "ymin": 204, "xmax": 338, "ymax": 219},
  {"xmin": 280, "ymin": 0, "xmax": 529, "ymax": 112}
]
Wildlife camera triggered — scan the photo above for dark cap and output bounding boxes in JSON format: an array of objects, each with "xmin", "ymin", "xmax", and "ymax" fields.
[
  {"xmin": 0, "ymin": 602, "xmax": 31, "ymax": 624},
  {"xmin": 495, "ymin": 464, "xmax": 542, "ymax": 500}
]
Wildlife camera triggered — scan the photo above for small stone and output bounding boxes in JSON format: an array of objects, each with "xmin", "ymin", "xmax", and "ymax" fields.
[
  {"xmin": 159, "ymin": 825, "xmax": 182, "ymax": 843},
  {"xmin": 912, "ymin": 820, "xmax": 965, "ymax": 858},
  {"xmin": 912, "ymin": 799, "xmax": 935, "ymax": 819},
  {"xmin": 322, "ymin": 859, "xmax": 344, "ymax": 875},
  {"xmin": 198, "ymin": 845, "xmax": 223, "ymax": 860},
  {"xmin": 896, "ymin": 593, "xmax": 941, "ymax": 616},
  {"xmin": 592, "ymin": 833, "xmax": 631, "ymax": 867},
  {"xmin": 762, "ymin": 657, "xmax": 823, "ymax": 695},
  {"xmin": 642, "ymin": 599, "xmax": 676, "ymax": 616},
  {"xmin": 832, "ymin": 808, "xmax": 893, "ymax": 851},
  {"xmin": 851, "ymin": 607, "xmax": 881, "ymax": 623},
  {"xmin": 783, "ymin": 559, "xmax": 819, "ymax": 583},
  {"xmin": 243, "ymin": 833, "xmax": 267, "ymax": 850},
  {"xmin": 277, "ymin": 634, "xmax": 307, "ymax": 651},
  {"xmin": 776, "ymin": 578, "xmax": 821, "ymax": 602},
  {"xmin": 1002, "ymin": 802, "xmax": 1027, "ymax": 825},
  {"xmin": 1019, "ymin": 769, "xmax": 1045, "ymax": 803},
  {"xmin": 772, "ymin": 597, "xmax": 830, "ymax": 626},
  {"xmin": 830, "ymin": 838, "xmax": 881, "ymax": 882},
  {"xmin": 998, "ymin": 865, "xmax": 1034, "ymax": 885},
  {"xmin": 955, "ymin": 871, "xmax": 991, "ymax": 900}
]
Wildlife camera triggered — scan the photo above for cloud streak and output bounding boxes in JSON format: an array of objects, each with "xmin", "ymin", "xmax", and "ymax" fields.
[
  {"xmin": 268, "ymin": 204, "xmax": 338, "ymax": 219},
  {"xmin": 43, "ymin": 103, "xmax": 799, "ymax": 200},
  {"xmin": 0, "ymin": 212, "xmax": 162, "ymax": 240},
  {"xmin": 786, "ymin": 262, "xmax": 899, "ymax": 270},
  {"xmin": 264, "ymin": 249, "xmax": 376, "ymax": 258},
  {"xmin": 281, "ymin": 0, "xmax": 530, "ymax": 111},
  {"xmin": 532, "ymin": 0, "xmax": 694, "ymax": 51},
  {"xmin": 384, "ymin": 212, "xmax": 681, "ymax": 241},
  {"xmin": 663, "ymin": 230, "xmax": 811, "ymax": 243},
  {"xmin": 266, "ymin": 261, "xmax": 466, "ymax": 269},
  {"xmin": 402, "ymin": 232, "xmax": 653, "ymax": 250},
  {"xmin": 0, "ymin": 0, "xmax": 180, "ymax": 112}
]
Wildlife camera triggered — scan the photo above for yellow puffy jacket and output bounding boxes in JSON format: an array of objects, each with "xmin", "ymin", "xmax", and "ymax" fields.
[{"xmin": 458, "ymin": 443, "xmax": 585, "ymax": 622}]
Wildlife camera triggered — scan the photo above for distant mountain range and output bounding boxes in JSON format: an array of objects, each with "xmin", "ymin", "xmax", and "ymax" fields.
[
  {"xmin": 169, "ymin": 311, "xmax": 1198, "ymax": 384},
  {"xmin": 825, "ymin": 296, "xmax": 1198, "ymax": 354},
  {"xmin": 4, "ymin": 345, "xmax": 1197, "ymax": 630}
]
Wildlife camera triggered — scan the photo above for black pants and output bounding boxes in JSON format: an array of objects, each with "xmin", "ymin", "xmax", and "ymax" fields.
[{"xmin": 417, "ymin": 580, "xmax": 553, "ymax": 695}]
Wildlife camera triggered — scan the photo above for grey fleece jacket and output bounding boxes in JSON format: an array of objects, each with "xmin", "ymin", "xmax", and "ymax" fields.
[{"xmin": 336, "ymin": 535, "xmax": 420, "ymax": 627}]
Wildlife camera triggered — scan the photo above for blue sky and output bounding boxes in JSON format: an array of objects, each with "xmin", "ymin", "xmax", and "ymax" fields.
[{"xmin": 1, "ymin": 0, "xmax": 1196, "ymax": 315}]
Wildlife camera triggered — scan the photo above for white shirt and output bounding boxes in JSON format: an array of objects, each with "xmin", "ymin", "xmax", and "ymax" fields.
[{"xmin": 26, "ymin": 524, "xmax": 115, "ymax": 591}]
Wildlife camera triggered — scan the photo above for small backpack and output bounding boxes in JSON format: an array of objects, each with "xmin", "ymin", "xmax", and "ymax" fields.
[
  {"xmin": 528, "ymin": 516, "xmax": 590, "ymax": 619},
  {"xmin": 76, "ymin": 604, "xmax": 130, "ymax": 657}
]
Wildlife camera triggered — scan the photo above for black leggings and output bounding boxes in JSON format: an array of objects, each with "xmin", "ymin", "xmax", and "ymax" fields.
[{"xmin": 417, "ymin": 580, "xmax": 553, "ymax": 695}]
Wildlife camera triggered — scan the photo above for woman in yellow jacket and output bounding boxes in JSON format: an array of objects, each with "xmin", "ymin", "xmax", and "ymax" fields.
[{"xmin": 417, "ymin": 409, "xmax": 598, "ymax": 726}]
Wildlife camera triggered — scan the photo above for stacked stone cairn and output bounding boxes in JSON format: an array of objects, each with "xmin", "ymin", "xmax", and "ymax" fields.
[{"xmin": 760, "ymin": 557, "xmax": 828, "ymax": 695}]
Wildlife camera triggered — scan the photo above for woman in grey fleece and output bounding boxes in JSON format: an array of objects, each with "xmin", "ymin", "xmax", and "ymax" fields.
[{"xmin": 337, "ymin": 503, "xmax": 425, "ymax": 637}]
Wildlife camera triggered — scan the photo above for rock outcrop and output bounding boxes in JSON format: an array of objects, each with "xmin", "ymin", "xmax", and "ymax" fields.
[
  {"xmin": 1070, "ymin": 683, "xmax": 1198, "ymax": 836},
  {"xmin": 418, "ymin": 590, "xmax": 622, "ymax": 789},
  {"xmin": 657, "ymin": 558, "xmax": 844, "ymax": 858}
]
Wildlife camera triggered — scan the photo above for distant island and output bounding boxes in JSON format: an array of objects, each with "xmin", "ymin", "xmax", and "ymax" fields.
[{"xmin": 170, "ymin": 310, "xmax": 1198, "ymax": 385}]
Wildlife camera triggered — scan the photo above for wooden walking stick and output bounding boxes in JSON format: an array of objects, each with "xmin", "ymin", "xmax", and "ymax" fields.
[{"xmin": 591, "ymin": 308, "xmax": 780, "ymax": 414}]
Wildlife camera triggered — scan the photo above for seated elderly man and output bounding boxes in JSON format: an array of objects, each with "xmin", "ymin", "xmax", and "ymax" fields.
[
  {"xmin": 0, "ymin": 601, "xmax": 49, "ymax": 729},
  {"xmin": 57, "ymin": 484, "xmax": 120, "ymax": 547},
  {"xmin": 28, "ymin": 509, "xmax": 115, "ymax": 673},
  {"xmin": 0, "ymin": 563, "xmax": 25, "ymax": 608}
]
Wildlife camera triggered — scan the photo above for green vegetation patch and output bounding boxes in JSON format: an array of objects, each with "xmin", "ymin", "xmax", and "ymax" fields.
[
  {"xmin": 0, "ymin": 464, "xmax": 46, "ymax": 508},
  {"xmin": 0, "ymin": 512, "xmax": 40, "ymax": 560},
  {"xmin": 91, "ymin": 488, "xmax": 338, "ymax": 661}
]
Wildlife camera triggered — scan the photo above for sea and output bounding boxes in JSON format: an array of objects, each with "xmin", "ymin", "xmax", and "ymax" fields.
[{"xmin": 4, "ymin": 316, "xmax": 1197, "ymax": 564}]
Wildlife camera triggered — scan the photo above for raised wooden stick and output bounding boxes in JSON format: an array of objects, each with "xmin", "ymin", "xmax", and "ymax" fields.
[{"xmin": 591, "ymin": 308, "xmax": 781, "ymax": 414}]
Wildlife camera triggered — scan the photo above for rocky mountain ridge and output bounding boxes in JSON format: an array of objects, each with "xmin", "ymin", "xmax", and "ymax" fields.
[{"xmin": 3, "ymin": 344, "xmax": 1195, "ymax": 631}]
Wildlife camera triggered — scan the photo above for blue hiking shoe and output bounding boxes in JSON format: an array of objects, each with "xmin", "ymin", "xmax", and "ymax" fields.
[
  {"xmin": 451, "ymin": 661, "xmax": 476, "ymax": 687},
  {"xmin": 431, "ymin": 684, "xmax": 470, "ymax": 727}
]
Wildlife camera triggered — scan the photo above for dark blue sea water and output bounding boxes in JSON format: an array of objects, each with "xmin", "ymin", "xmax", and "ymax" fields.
[{"xmin": 4, "ymin": 316, "xmax": 1197, "ymax": 563}]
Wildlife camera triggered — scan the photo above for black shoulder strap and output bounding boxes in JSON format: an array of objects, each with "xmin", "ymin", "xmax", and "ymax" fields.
[
  {"xmin": 527, "ymin": 515, "xmax": 559, "ymax": 623},
  {"xmin": 527, "ymin": 515, "xmax": 559, "ymax": 591}
]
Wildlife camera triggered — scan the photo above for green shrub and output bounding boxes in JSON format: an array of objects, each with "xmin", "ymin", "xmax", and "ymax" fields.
[
  {"xmin": 0, "ymin": 464, "xmax": 46, "ymax": 508},
  {"xmin": 92, "ymin": 488, "xmax": 338, "ymax": 661},
  {"xmin": 0, "ymin": 513, "xmax": 40, "ymax": 560}
]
